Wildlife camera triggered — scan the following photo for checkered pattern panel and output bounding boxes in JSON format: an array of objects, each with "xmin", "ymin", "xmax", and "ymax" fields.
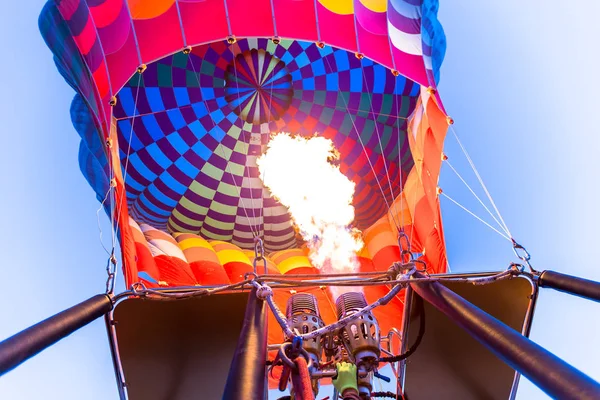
[{"xmin": 114, "ymin": 39, "xmax": 419, "ymax": 250}]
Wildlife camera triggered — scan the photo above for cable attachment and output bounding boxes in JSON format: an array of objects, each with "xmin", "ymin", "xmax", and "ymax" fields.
[
  {"xmin": 130, "ymin": 282, "xmax": 148, "ymax": 297},
  {"xmin": 105, "ymin": 250, "xmax": 118, "ymax": 294},
  {"xmin": 387, "ymin": 261, "xmax": 416, "ymax": 281},
  {"xmin": 512, "ymin": 240, "xmax": 535, "ymax": 272},
  {"xmin": 253, "ymin": 237, "xmax": 268, "ymax": 274},
  {"xmin": 278, "ymin": 340, "xmax": 313, "ymax": 371},
  {"xmin": 255, "ymin": 283, "xmax": 273, "ymax": 300},
  {"xmin": 508, "ymin": 262, "xmax": 525, "ymax": 274},
  {"xmin": 397, "ymin": 231, "xmax": 414, "ymax": 261}
]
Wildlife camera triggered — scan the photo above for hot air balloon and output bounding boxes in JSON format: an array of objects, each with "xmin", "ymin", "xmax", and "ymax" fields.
[
  {"xmin": 1, "ymin": 1, "xmax": 594, "ymax": 399},
  {"xmin": 37, "ymin": 0, "xmax": 447, "ymax": 397}
]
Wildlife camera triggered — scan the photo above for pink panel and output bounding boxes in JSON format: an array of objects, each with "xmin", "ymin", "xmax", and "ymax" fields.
[
  {"xmin": 105, "ymin": 29, "xmax": 139, "ymax": 93},
  {"xmin": 133, "ymin": 3, "xmax": 184, "ymax": 63},
  {"xmin": 96, "ymin": 1, "xmax": 131, "ymax": 54},
  {"xmin": 179, "ymin": 0, "xmax": 229, "ymax": 45},
  {"xmin": 273, "ymin": 0, "xmax": 318, "ymax": 41},
  {"xmin": 227, "ymin": 0, "xmax": 274, "ymax": 38},
  {"xmin": 90, "ymin": 0, "xmax": 124, "ymax": 28},
  {"xmin": 391, "ymin": 47, "xmax": 427, "ymax": 87},
  {"xmin": 357, "ymin": 23, "xmax": 392, "ymax": 69},
  {"xmin": 316, "ymin": 3, "xmax": 357, "ymax": 52}
]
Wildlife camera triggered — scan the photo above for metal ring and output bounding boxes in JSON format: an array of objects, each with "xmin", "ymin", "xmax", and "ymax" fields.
[
  {"xmin": 131, "ymin": 282, "xmax": 148, "ymax": 296},
  {"xmin": 278, "ymin": 342, "xmax": 313, "ymax": 371},
  {"xmin": 244, "ymin": 271, "xmax": 258, "ymax": 281}
]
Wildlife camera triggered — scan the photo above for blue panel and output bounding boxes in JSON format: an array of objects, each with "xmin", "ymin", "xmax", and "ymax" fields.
[
  {"xmin": 326, "ymin": 74, "xmax": 339, "ymax": 91},
  {"xmin": 145, "ymin": 143, "xmax": 172, "ymax": 170},
  {"xmin": 175, "ymin": 156, "xmax": 200, "ymax": 178},
  {"xmin": 192, "ymin": 141, "xmax": 212, "ymax": 161},
  {"xmin": 174, "ymin": 87, "xmax": 191, "ymax": 106},
  {"xmin": 166, "ymin": 108, "xmax": 186, "ymax": 130},
  {"xmin": 312, "ymin": 59, "xmax": 326, "ymax": 76},
  {"xmin": 118, "ymin": 88, "xmax": 137, "ymax": 116},
  {"xmin": 142, "ymin": 115, "xmax": 166, "ymax": 140},
  {"xmin": 334, "ymin": 50, "xmax": 350, "ymax": 71},
  {"xmin": 166, "ymin": 132, "xmax": 190, "ymax": 155},
  {"xmin": 117, "ymin": 119, "xmax": 143, "ymax": 151},
  {"xmin": 295, "ymin": 51, "xmax": 310, "ymax": 69},
  {"xmin": 146, "ymin": 87, "xmax": 165, "ymax": 112},
  {"xmin": 159, "ymin": 171, "xmax": 187, "ymax": 195},
  {"xmin": 302, "ymin": 77, "xmax": 315, "ymax": 90},
  {"xmin": 373, "ymin": 66, "xmax": 386, "ymax": 94},
  {"xmin": 210, "ymin": 125, "xmax": 226, "ymax": 142},
  {"xmin": 148, "ymin": 184, "xmax": 177, "ymax": 208},
  {"xmin": 191, "ymin": 102, "xmax": 209, "ymax": 119},
  {"xmin": 188, "ymin": 120, "xmax": 207, "ymax": 139},
  {"xmin": 350, "ymin": 69, "xmax": 362, "ymax": 92},
  {"xmin": 129, "ymin": 152, "xmax": 158, "ymax": 181}
]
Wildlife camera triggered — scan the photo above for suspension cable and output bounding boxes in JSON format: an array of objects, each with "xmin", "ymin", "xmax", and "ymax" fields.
[
  {"xmin": 322, "ymin": 54, "xmax": 399, "ymax": 231},
  {"xmin": 449, "ymin": 125, "xmax": 512, "ymax": 238},
  {"xmin": 187, "ymin": 48, "xmax": 259, "ymax": 238},
  {"xmin": 444, "ymin": 160, "xmax": 509, "ymax": 236},
  {"xmin": 440, "ymin": 192, "xmax": 512, "ymax": 242}
]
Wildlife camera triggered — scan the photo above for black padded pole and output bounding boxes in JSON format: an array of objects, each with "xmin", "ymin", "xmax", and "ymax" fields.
[
  {"xmin": 539, "ymin": 270, "xmax": 600, "ymax": 303},
  {"xmin": 0, "ymin": 294, "xmax": 113, "ymax": 376},
  {"xmin": 410, "ymin": 273, "xmax": 600, "ymax": 400},
  {"xmin": 222, "ymin": 287, "xmax": 268, "ymax": 400}
]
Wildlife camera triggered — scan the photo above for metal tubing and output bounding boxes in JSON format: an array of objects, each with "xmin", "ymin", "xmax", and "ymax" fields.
[
  {"xmin": 222, "ymin": 287, "xmax": 268, "ymax": 400},
  {"xmin": 397, "ymin": 285, "xmax": 413, "ymax": 394},
  {"xmin": 410, "ymin": 274, "xmax": 600, "ymax": 400},
  {"xmin": 539, "ymin": 270, "xmax": 600, "ymax": 303},
  {"xmin": 105, "ymin": 312, "xmax": 128, "ymax": 400},
  {"xmin": 0, "ymin": 294, "xmax": 113, "ymax": 376}
]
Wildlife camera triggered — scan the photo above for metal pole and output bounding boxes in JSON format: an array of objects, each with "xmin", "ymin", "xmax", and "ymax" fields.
[
  {"xmin": 397, "ymin": 285, "xmax": 413, "ymax": 395},
  {"xmin": 409, "ymin": 273, "xmax": 600, "ymax": 400},
  {"xmin": 538, "ymin": 270, "xmax": 600, "ymax": 303},
  {"xmin": 105, "ymin": 312, "xmax": 128, "ymax": 400},
  {"xmin": 0, "ymin": 294, "xmax": 113, "ymax": 376},
  {"xmin": 222, "ymin": 287, "xmax": 268, "ymax": 400}
]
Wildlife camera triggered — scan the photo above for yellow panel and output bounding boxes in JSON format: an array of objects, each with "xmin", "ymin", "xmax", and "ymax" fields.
[{"xmin": 317, "ymin": 0, "xmax": 354, "ymax": 15}]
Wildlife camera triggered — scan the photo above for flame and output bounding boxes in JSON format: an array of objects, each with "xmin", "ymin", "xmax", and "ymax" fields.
[{"xmin": 257, "ymin": 133, "xmax": 363, "ymax": 295}]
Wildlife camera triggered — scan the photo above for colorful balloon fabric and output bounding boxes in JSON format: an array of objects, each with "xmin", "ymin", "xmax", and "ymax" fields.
[{"xmin": 39, "ymin": 1, "xmax": 449, "ymax": 289}]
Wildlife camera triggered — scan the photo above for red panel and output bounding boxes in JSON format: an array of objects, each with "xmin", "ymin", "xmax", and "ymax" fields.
[
  {"xmin": 273, "ymin": 0, "xmax": 318, "ymax": 41},
  {"xmin": 92, "ymin": 59, "xmax": 110, "ymax": 99},
  {"xmin": 227, "ymin": 0, "xmax": 274, "ymax": 38},
  {"xmin": 357, "ymin": 23, "xmax": 393, "ymax": 70},
  {"xmin": 179, "ymin": 0, "xmax": 229, "ymax": 46},
  {"xmin": 105, "ymin": 29, "xmax": 139, "ymax": 93},
  {"xmin": 189, "ymin": 260, "xmax": 231, "ymax": 285},
  {"xmin": 133, "ymin": 3, "xmax": 184, "ymax": 63},
  {"xmin": 154, "ymin": 255, "xmax": 198, "ymax": 285},
  {"xmin": 134, "ymin": 242, "xmax": 161, "ymax": 287},
  {"xmin": 316, "ymin": 3, "xmax": 357, "ymax": 53},
  {"xmin": 223, "ymin": 261, "xmax": 253, "ymax": 283}
]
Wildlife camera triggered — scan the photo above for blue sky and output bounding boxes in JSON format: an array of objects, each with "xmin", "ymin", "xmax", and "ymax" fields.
[{"xmin": 0, "ymin": 1, "xmax": 598, "ymax": 399}]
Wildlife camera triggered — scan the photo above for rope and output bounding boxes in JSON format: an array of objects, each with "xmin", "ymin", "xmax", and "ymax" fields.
[
  {"xmin": 230, "ymin": 45, "xmax": 260, "ymax": 237},
  {"xmin": 379, "ymin": 295, "xmax": 425, "ymax": 363},
  {"xmin": 291, "ymin": 357, "xmax": 313, "ymax": 400},
  {"xmin": 187, "ymin": 51, "xmax": 259, "ymax": 238},
  {"xmin": 360, "ymin": 61, "xmax": 401, "ymax": 231},
  {"xmin": 444, "ymin": 160, "xmax": 509, "ymax": 236},
  {"xmin": 440, "ymin": 192, "xmax": 512, "ymax": 242},
  {"xmin": 114, "ymin": 73, "xmax": 142, "ymax": 232},
  {"xmin": 449, "ymin": 125, "xmax": 513, "ymax": 238},
  {"xmin": 322, "ymin": 55, "xmax": 399, "ymax": 231},
  {"xmin": 114, "ymin": 103, "xmax": 409, "ymax": 122}
]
